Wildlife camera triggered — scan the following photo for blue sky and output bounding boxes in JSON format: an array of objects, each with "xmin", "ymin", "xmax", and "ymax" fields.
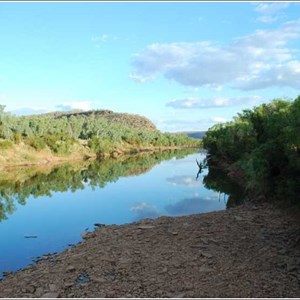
[{"xmin": 0, "ymin": 2, "xmax": 300, "ymax": 132}]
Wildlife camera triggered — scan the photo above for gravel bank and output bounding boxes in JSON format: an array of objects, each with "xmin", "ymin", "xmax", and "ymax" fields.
[{"xmin": 0, "ymin": 203, "xmax": 299, "ymax": 298}]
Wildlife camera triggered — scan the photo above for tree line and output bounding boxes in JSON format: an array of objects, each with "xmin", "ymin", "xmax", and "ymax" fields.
[{"xmin": 0, "ymin": 106, "xmax": 201, "ymax": 156}]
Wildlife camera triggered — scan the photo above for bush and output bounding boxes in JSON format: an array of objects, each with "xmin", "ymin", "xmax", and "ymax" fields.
[{"xmin": 0, "ymin": 140, "xmax": 13, "ymax": 149}]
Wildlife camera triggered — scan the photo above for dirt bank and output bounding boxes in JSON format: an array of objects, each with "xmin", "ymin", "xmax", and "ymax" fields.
[
  {"xmin": 0, "ymin": 203, "xmax": 299, "ymax": 298},
  {"xmin": 0, "ymin": 143, "xmax": 196, "ymax": 169}
]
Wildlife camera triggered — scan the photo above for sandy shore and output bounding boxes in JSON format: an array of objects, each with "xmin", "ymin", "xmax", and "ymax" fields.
[{"xmin": 0, "ymin": 202, "xmax": 299, "ymax": 298}]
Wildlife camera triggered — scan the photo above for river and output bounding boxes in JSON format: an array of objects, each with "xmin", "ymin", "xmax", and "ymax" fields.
[{"xmin": 0, "ymin": 149, "xmax": 228, "ymax": 277}]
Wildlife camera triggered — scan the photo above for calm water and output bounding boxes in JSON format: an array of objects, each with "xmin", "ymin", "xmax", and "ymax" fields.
[{"xmin": 0, "ymin": 149, "xmax": 228, "ymax": 276}]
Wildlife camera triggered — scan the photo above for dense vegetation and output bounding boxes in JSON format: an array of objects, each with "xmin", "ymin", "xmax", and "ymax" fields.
[
  {"xmin": 0, "ymin": 149, "xmax": 196, "ymax": 222},
  {"xmin": 203, "ymin": 96, "xmax": 300, "ymax": 207},
  {"xmin": 0, "ymin": 106, "xmax": 200, "ymax": 157}
]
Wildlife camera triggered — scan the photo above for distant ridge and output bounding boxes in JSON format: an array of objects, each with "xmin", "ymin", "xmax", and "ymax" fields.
[{"xmin": 177, "ymin": 131, "xmax": 206, "ymax": 139}]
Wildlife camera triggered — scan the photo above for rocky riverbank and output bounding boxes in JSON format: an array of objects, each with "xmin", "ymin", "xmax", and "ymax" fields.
[{"xmin": 0, "ymin": 202, "xmax": 299, "ymax": 298}]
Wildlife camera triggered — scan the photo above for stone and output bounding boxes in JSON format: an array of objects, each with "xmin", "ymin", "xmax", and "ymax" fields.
[
  {"xmin": 81, "ymin": 231, "xmax": 89, "ymax": 239},
  {"xmin": 49, "ymin": 284, "xmax": 57, "ymax": 292},
  {"xmin": 199, "ymin": 266, "xmax": 213, "ymax": 273},
  {"xmin": 200, "ymin": 238, "xmax": 208, "ymax": 244},
  {"xmin": 138, "ymin": 225, "xmax": 155, "ymax": 229},
  {"xmin": 41, "ymin": 292, "xmax": 60, "ymax": 298},
  {"xmin": 66, "ymin": 265, "xmax": 76, "ymax": 272},
  {"xmin": 64, "ymin": 282, "xmax": 74, "ymax": 288},
  {"xmin": 234, "ymin": 216, "xmax": 244, "ymax": 221},
  {"xmin": 200, "ymin": 251, "xmax": 213, "ymax": 259},
  {"xmin": 35, "ymin": 287, "xmax": 44, "ymax": 297},
  {"xmin": 26, "ymin": 286, "xmax": 35, "ymax": 294},
  {"xmin": 287, "ymin": 263, "xmax": 297, "ymax": 272},
  {"xmin": 173, "ymin": 292, "xmax": 186, "ymax": 297}
]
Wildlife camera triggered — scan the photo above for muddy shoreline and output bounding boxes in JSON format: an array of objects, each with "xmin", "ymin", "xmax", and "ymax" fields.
[{"xmin": 0, "ymin": 202, "xmax": 299, "ymax": 298}]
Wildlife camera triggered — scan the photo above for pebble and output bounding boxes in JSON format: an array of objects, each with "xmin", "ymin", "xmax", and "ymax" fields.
[
  {"xmin": 41, "ymin": 292, "xmax": 60, "ymax": 298},
  {"xmin": 199, "ymin": 251, "xmax": 213, "ymax": 259},
  {"xmin": 138, "ymin": 225, "xmax": 155, "ymax": 229},
  {"xmin": 66, "ymin": 265, "xmax": 76, "ymax": 272},
  {"xmin": 49, "ymin": 284, "xmax": 57, "ymax": 292},
  {"xmin": 64, "ymin": 282, "xmax": 74, "ymax": 288},
  {"xmin": 35, "ymin": 287, "xmax": 44, "ymax": 297}
]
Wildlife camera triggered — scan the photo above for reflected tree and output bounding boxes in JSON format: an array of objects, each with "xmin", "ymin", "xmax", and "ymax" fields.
[{"xmin": 0, "ymin": 148, "xmax": 197, "ymax": 222}]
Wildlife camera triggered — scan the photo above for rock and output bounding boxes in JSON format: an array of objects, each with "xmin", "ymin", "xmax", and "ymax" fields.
[
  {"xmin": 66, "ymin": 265, "xmax": 76, "ymax": 272},
  {"xmin": 278, "ymin": 248, "xmax": 287, "ymax": 255},
  {"xmin": 138, "ymin": 225, "xmax": 155, "ymax": 229},
  {"xmin": 234, "ymin": 216, "xmax": 244, "ymax": 221},
  {"xmin": 200, "ymin": 237, "xmax": 208, "ymax": 244},
  {"xmin": 173, "ymin": 292, "xmax": 186, "ymax": 297},
  {"xmin": 25, "ymin": 286, "xmax": 35, "ymax": 293},
  {"xmin": 49, "ymin": 284, "xmax": 57, "ymax": 292},
  {"xmin": 91, "ymin": 277, "xmax": 107, "ymax": 283},
  {"xmin": 41, "ymin": 292, "xmax": 60, "ymax": 298},
  {"xmin": 208, "ymin": 238, "xmax": 219, "ymax": 244},
  {"xmin": 287, "ymin": 263, "xmax": 297, "ymax": 272},
  {"xmin": 81, "ymin": 231, "xmax": 89, "ymax": 239},
  {"xmin": 172, "ymin": 232, "xmax": 178, "ymax": 235},
  {"xmin": 35, "ymin": 287, "xmax": 44, "ymax": 297},
  {"xmin": 94, "ymin": 223, "xmax": 106, "ymax": 228},
  {"xmin": 2, "ymin": 271, "xmax": 12, "ymax": 277},
  {"xmin": 200, "ymin": 251, "xmax": 213, "ymax": 259},
  {"xmin": 64, "ymin": 282, "xmax": 74, "ymax": 288},
  {"xmin": 199, "ymin": 266, "xmax": 213, "ymax": 273}
]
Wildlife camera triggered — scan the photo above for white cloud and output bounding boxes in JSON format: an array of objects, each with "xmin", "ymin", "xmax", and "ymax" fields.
[
  {"xmin": 166, "ymin": 95, "xmax": 264, "ymax": 109},
  {"xmin": 256, "ymin": 15, "xmax": 278, "ymax": 24},
  {"xmin": 92, "ymin": 34, "xmax": 119, "ymax": 47},
  {"xmin": 211, "ymin": 117, "xmax": 227, "ymax": 124},
  {"xmin": 8, "ymin": 107, "xmax": 50, "ymax": 116},
  {"xmin": 254, "ymin": 2, "xmax": 290, "ymax": 15},
  {"xmin": 156, "ymin": 117, "xmax": 228, "ymax": 132},
  {"xmin": 55, "ymin": 101, "xmax": 93, "ymax": 111},
  {"xmin": 253, "ymin": 2, "xmax": 290, "ymax": 24},
  {"xmin": 130, "ymin": 19, "xmax": 300, "ymax": 91}
]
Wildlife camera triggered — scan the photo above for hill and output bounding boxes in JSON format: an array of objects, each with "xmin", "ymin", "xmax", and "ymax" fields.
[
  {"xmin": 0, "ymin": 107, "xmax": 201, "ymax": 166},
  {"xmin": 27, "ymin": 109, "xmax": 158, "ymax": 132}
]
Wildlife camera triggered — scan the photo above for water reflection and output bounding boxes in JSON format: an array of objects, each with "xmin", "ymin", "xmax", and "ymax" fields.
[
  {"xmin": 130, "ymin": 202, "xmax": 161, "ymax": 221},
  {"xmin": 202, "ymin": 161, "xmax": 245, "ymax": 208},
  {"xmin": 165, "ymin": 194, "xmax": 224, "ymax": 216},
  {"xmin": 166, "ymin": 175, "xmax": 202, "ymax": 187},
  {"xmin": 0, "ymin": 149, "xmax": 196, "ymax": 223}
]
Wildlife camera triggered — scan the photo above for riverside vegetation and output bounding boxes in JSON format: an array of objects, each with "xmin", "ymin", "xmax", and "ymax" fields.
[
  {"xmin": 203, "ymin": 96, "xmax": 300, "ymax": 209},
  {"xmin": 0, "ymin": 106, "xmax": 200, "ymax": 166}
]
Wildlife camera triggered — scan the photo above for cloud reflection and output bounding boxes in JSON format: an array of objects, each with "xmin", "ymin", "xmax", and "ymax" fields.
[
  {"xmin": 167, "ymin": 175, "xmax": 203, "ymax": 187},
  {"xmin": 165, "ymin": 194, "xmax": 225, "ymax": 216},
  {"xmin": 130, "ymin": 201, "xmax": 161, "ymax": 221}
]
